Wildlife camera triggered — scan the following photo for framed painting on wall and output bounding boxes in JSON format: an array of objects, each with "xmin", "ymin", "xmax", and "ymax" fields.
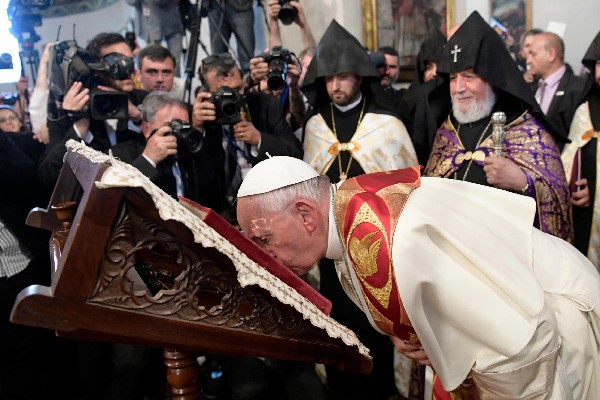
[
  {"xmin": 362, "ymin": 0, "xmax": 454, "ymax": 68},
  {"xmin": 489, "ymin": 0, "xmax": 532, "ymax": 64}
]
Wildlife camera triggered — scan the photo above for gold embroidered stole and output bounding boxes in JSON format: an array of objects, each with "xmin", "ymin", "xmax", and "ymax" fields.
[{"xmin": 334, "ymin": 167, "xmax": 421, "ymax": 342}]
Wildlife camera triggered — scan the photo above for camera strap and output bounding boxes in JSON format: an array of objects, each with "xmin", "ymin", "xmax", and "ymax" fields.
[{"xmin": 223, "ymin": 127, "xmax": 249, "ymax": 161}]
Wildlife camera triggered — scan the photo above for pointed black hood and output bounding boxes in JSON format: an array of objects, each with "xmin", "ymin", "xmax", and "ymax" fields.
[
  {"xmin": 436, "ymin": 11, "xmax": 564, "ymax": 140},
  {"xmin": 302, "ymin": 19, "xmax": 393, "ymax": 114},
  {"xmin": 580, "ymin": 30, "xmax": 600, "ymax": 130},
  {"xmin": 416, "ymin": 28, "xmax": 446, "ymax": 83}
]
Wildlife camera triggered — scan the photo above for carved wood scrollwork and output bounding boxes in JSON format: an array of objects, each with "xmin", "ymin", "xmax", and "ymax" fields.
[{"xmin": 88, "ymin": 202, "xmax": 330, "ymax": 342}]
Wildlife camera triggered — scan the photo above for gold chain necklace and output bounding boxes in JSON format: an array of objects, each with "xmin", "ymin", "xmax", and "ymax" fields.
[
  {"xmin": 330, "ymin": 100, "xmax": 366, "ymax": 181},
  {"xmin": 455, "ymin": 119, "xmax": 492, "ymax": 181}
]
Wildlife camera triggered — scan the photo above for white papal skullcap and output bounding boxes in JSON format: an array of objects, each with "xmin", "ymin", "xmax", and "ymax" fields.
[{"xmin": 237, "ymin": 156, "xmax": 319, "ymax": 198}]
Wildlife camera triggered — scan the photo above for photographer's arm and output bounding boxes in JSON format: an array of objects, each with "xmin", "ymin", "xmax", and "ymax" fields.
[
  {"xmin": 286, "ymin": 61, "xmax": 306, "ymax": 129},
  {"xmin": 292, "ymin": 1, "xmax": 316, "ymax": 48},
  {"xmin": 267, "ymin": 0, "xmax": 283, "ymax": 48}
]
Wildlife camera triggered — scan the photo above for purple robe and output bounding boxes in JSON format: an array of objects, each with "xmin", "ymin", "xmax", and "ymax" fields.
[{"xmin": 425, "ymin": 111, "xmax": 572, "ymax": 242}]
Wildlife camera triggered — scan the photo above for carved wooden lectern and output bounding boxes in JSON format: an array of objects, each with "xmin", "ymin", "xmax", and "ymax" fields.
[{"xmin": 11, "ymin": 142, "xmax": 371, "ymax": 399}]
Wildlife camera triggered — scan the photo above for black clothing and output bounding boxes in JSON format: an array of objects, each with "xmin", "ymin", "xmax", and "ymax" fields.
[
  {"xmin": 39, "ymin": 89, "xmax": 148, "ymax": 190},
  {"xmin": 199, "ymin": 91, "xmax": 302, "ymax": 214},
  {"xmin": 302, "ymin": 20, "xmax": 396, "ymax": 117},
  {"xmin": 543, "ymin": 67, "xmax": 586, "ymax": 141}
]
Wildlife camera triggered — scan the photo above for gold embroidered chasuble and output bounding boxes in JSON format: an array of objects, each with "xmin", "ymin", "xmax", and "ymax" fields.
[
  {"xmin": 303, "ymin": 112, "xmax": 417, "ymax": 176},
  {"xmin": 333, "ymin": 167, "xmax": 421, "ymax": 342}
]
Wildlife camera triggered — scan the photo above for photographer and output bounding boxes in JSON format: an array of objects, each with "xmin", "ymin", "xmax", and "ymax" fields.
[
  {"xmin": 248, "ymin": 47, "xmax": 307, "ymax": 134},
  {"xmin": 111, "ymin": 92, "xmax": 201, "ymax": 200},
  {"xmin": 267, "ymin": 0, "xmax": 315, "ymax": 49},
  {"xmin": 192, "ymin": 52, "xmax": 302, "ymax": 216},
  {"xmin": 39, "ymin": 33, "xmax": 148, "ymax": 190}
]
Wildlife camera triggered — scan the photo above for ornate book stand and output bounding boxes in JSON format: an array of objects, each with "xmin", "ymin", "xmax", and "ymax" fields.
[{"xmin": 11, "ymin": 141, "xmax": 371, "ymax": 399}]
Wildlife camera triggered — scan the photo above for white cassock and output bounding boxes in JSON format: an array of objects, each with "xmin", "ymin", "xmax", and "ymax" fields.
[{"xmin": 330, "ymin": 177, "xmax": 600, "ymax": 399}]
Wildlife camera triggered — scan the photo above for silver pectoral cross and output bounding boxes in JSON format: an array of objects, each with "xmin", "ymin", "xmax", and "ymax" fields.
[{"xmin": 451, "ymin": 44, "xmax": 461, "ymax": 63}]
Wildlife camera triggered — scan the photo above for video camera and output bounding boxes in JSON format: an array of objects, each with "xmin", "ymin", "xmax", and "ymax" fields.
[
  {"xmin": 259, "ymin": 46, "xmax": 295, "ymax": 91},
  {"xmin": 51, "ymin": 41, "xmax": 133, "ymax": 120},
  {"xmin": 278, "ymin": 0, "xmax": 298, "ymax": 25},
  {"xmin": 167, "ymin": 118, "xmax": 203, "ymax": 156},
  {"xmin": 210, "ymin": 86, "xmax": 245, "ymax": 126}
]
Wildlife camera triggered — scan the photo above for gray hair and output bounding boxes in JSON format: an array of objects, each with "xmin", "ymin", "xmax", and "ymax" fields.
[
  {"xmin": 251, "ymin": 175, "xmax": 331, "ymax": 215},
  {"xmin": 141, "ymin": 92, "xmax": 188, "ymax": 124}
]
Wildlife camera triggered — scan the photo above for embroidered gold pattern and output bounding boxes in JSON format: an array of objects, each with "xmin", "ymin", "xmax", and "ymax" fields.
[
  {"xmin": 347, "ymin": 202, "xmax": 393, "ymax": 308},
  {"xmin": 349, "ymin": 231, "xmax": 382, "ymax": 277}
]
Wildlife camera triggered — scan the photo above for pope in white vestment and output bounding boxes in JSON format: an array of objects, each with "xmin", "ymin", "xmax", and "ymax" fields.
[{"xmin": 236, "ymin": 157, "xmax": 600, "ymax": 399}]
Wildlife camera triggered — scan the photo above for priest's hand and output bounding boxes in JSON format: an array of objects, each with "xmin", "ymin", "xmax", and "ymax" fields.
[
  {"xmin": 192, "ymin": 91, "xmax": 216, "ymax": 130},
  {"xmin": 483, "ymin": 156, "xmax": 528, "ymax": 192},
  {"xmin": 233, "ymin": 113, "xmax": 260, "ymax": 146},
  {"xmin": 390, "ymin": 336, "xmax": 432, "ymax": 366},
  {"xmin": 571, "ymin": 179, "xmax": 590, "ymax": 208}
]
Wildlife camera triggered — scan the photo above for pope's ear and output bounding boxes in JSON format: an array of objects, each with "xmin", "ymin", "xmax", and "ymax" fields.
[{"xmin": 293, "ymin": 199, "xmax": 319, "ymax": 233}]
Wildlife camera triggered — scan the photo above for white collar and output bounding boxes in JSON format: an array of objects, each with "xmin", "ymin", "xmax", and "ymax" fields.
[
  {"xmin": 332, "ymin": 92, "xmax": 363, "ymax": 113},
  {"xmin": 325, "ymin": 184, "xmax": 344, "ymax": 260}
]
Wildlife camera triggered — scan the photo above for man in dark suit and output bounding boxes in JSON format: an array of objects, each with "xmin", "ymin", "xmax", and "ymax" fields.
[
  {"xmin": 192, "ymin": 53, "xmax": 303, "ymax": 218},
  {"xmin": 527, "ymin": 32, "xmax": 585, "ymax": 141}
]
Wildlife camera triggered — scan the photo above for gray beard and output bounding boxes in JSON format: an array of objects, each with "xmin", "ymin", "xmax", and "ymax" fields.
[{"xmin": 452, "ymin": 85, "xmax": 497, "ymax": 123}]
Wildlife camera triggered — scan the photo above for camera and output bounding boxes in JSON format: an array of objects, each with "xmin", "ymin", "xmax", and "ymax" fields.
[
  {"xmin": 260, "ymin": 46, "xmax": 295, "ymax": 91},
  {"xmin": 168, "ymin": 118, "xmax": 203, "ymax": 155},
  {"xmin": 54, "ymin": 43, "xmax": 134, "ymax": 120},
  {"xmin": 278, "ymin": 0, "xmax": 297, "ymax": 25},
  {"xmin": 0, "ymin": 53, "xmax": 13, "ymax": 70},
  {"xmin": 210, "ymin": 86, "xmax": 245, "ymax": 126}
]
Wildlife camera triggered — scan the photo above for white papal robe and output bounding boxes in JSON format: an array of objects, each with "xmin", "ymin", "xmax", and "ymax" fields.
[{"xmin": 329, "ymin": 176, "xmax": 600, "ymax": 399}]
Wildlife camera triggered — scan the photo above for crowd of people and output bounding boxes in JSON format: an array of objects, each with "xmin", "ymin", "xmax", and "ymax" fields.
[{"xmin": 1, "ymin": 2, "xmax": 600, "ymax": 399}]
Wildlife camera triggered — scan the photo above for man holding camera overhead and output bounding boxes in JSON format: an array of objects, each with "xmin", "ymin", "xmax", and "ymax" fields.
[
  {"xmin": 191, "ymin": 52, "xmax": 302, "ymax": 221},
  {"xmin": 39, "ymin": 32, "xmax": 148, "ymax": 190}
]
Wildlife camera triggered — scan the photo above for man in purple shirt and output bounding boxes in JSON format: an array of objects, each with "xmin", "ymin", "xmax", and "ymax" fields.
[{"xmin": 527, "ymin": 32, "xmax": 585, "ymax": 141}]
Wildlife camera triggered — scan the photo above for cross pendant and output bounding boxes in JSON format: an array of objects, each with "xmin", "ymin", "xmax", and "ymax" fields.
[{"xmin": 451, "ymin": 44, "xmax": 461, "ymax": 63}]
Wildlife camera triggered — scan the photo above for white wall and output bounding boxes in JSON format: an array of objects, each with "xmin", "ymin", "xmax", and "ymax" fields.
[
  {"xmin": 5, "ymin": 0, "xmax": 597, "ymax": 91},
  {"xmin": 454, "ymin": 0, "xmax": 600, "ymax": 73}
]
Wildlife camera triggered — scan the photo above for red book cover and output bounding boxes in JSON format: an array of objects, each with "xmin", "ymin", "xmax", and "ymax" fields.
[{"xmin": 179, "ymin": 197, "xmax": 332, "ymax": 315}]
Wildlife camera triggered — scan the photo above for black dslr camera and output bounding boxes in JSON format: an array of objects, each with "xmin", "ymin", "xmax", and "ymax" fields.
[
  {"xmin": 278, "ymin": 0, "xmax": 297, "ymax": 25},
  {"xmin": 210, "ymin": 86, "xmax": 245, "ymax": 125},
  {"xmin": 168, "ymin": 119, "xmax": 203, "ymax": 156},
  {"xmin": 260, "ymin": 46, "xmax": 294, "ymax": 91},
  {"xmin": 53, "ymin": 42, "xmax": 134, "ymax": 120}
]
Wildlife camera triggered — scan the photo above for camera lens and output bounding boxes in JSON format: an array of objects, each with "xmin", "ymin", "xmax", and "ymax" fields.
[
  {"xmin": 221, "ymin": 100, "xmax": 238, "ymax": 118},
  {"xmin": 267, "ymin": 59, "xmax": 288, "ymax": 90},
  {"xmin": 278, "ymin": 4, "xmax": 297, "ymax": 25}
]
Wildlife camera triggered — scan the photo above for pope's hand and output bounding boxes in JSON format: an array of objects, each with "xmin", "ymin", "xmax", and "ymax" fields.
[{"xmin": 390, "ymin": 336, "xmax": 431, "ymax": 366}]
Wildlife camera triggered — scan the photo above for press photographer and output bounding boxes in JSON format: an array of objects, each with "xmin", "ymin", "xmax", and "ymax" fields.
[
  {"xmin": 39, "ymin": 32, "xmax": 148, "ymax": 190},
  {"xmin": 191, "ymin": 52, "xmax": 302, "ymax": 217},
  {"xmin": 110, "ymin": 92, "xmax": 205, "ymax": 200},
  {"xmin": 247, "ymin": 46, "xmax": 306, "ymax": 133}
]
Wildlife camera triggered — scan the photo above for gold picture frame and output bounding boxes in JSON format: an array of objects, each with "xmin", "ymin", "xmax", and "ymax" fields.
[{"xmin": 362, "ymin": 0, "xmax": 455, "ymax": 57}]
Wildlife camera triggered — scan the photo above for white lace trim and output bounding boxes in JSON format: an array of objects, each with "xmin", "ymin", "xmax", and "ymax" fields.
[{"xmin": 66, "ymin": 140, "xmax": 370, "ymax": 357}]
